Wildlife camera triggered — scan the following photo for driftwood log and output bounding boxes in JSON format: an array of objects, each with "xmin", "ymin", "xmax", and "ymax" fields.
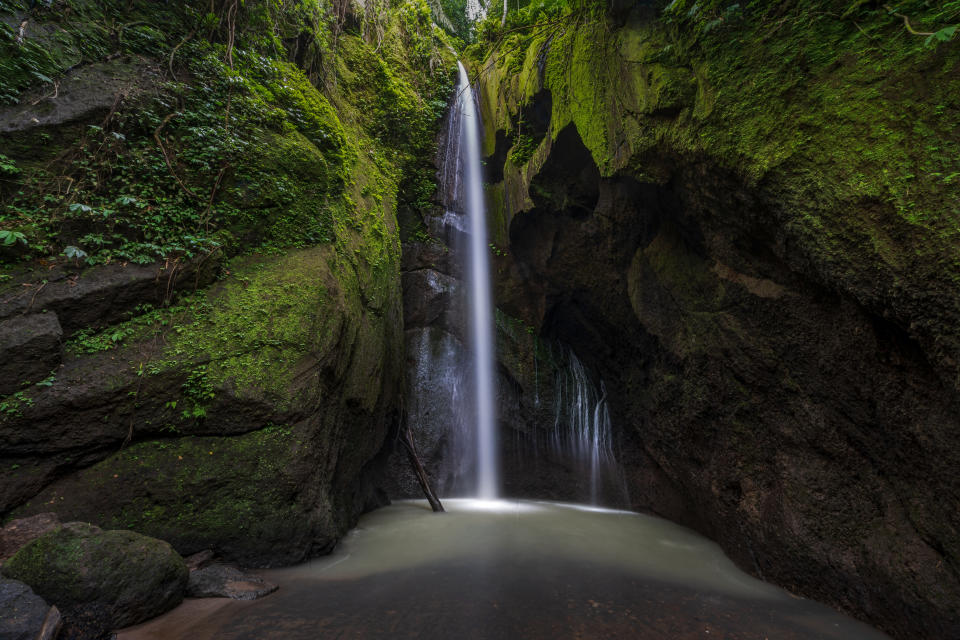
[{"xmin": 400, "ymin": 421, "xmax": 444, "ymax": 513}]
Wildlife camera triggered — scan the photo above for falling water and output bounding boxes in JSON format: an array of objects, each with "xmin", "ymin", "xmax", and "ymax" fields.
[
  {"xmin": 552, "ymin": 348, "xmax": 622, "ymax": 505},
  {"xmin": 455, "ymin": 61, "xmax": 498, "ymax": 499}
]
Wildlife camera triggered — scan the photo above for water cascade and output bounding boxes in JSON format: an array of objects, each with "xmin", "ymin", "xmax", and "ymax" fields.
[
  {"xmin": 454, "ymin": 61, "xmax": 498, "ymax": 499},
  {"xmin": 551, "ymin": 348, "xmax": 624, "ymax": 505}
]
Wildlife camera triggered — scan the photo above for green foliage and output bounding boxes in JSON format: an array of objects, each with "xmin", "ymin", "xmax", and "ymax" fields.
[
  {"xmin": 0, "ymin": 230, "xmax": 26, "ymax": 246},
  {"xmin": 508, "ymin": 133, "xmax": 538, "ymax": 165},
  {"xmin": 0, "ymin": 390, "xmax": 33, "ymax": 417},
  {"xmin": 67, "ymin": 302, "xmax": 188, "ymax": 354},
  {"xmin": 435, "ymin": 0, "xmax": 474, "ymax": 39},
  {"xmin": 926, "ymin": 25, "xmax": 958, "ymax": 46},
  {"xmin": 0, "ymin": 154, "xmax": 19, "ymax": 176},
  {"xmin": 181, "ymin": 365, "xmax": 215, "ymax": 419},
  {"xmin": 0, "ymin": 0, "xmax": 455, "ymax": 270},
  {"xmin": 661, "ymin": 0, "xmax": 959, "ymax": 47},
  {"xmin": 62, "ymin": 245, "xmax": 88, "ymax": 263},
  {"xmin": 475, "ymin": 0, "xmax": 589, "ymax": 46}
]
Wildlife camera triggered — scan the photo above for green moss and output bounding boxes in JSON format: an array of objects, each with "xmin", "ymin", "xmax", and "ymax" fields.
[
  {"xmin": 10, "ymin": 425, "xmax": 305, "ymax": 557},
  {"xmin": 3, "ymin": 521, "xmax": 186, "ymax": 616},
  {"xmin": 153, "ymin": 249, "xmax": 328, "ymax": 406},
  {"xmin": 480, "ymin": 5, "xmax": 959, "ymax": 240},
  {"xmin": 103, "ymin": 426, "xmax": 300, "ymax": 541}
]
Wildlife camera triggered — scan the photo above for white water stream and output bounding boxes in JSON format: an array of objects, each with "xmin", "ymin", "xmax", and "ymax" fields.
[{"xmin": 455, "ymin": 61, "xmax": 498, "ymax": 499}]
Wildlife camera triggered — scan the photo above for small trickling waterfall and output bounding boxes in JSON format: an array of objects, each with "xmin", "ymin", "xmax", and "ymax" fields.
[{"xmin": 550, "ymin": 348, "xmax": 625, "ymax": 506}]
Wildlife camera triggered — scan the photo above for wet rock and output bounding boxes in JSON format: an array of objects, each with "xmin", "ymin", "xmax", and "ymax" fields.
[
  {"xmin": 402, "ymin": 269, "xmax": 461, "ymax": 332},
  {"xmin": 187, "ymin": 564, "xmax": 278, "ymax": 601},
  {"xmin": 477, "ymin": 28, "xmax": 960, "ymax": 636},
  {"xmin": 0, "ymin": 578, "xmax": 58, "ymax": 640},
  {"xmin": 386, "ymin": 326, "xmax": 468, "ymax": 497},
  {"xmin": 183, "ymin": 549, "xmax": 215, "ymax": 571},
  {"xmin": 0, "ymin": 257, "xmax": 220, "ymax": 338},
  {"xmin": 0, "ymin": 313, "xmax": 62, "ymax": 396},
  {"xmin": 0, "ymin": 60, "xmax": 153, "ymax": 134},
  {"xmin": 0, "ymin": 512, "xmax": 60, "ymax": 564},
  {"xmin": 57, "ymin": 603, "xmax": 115, "ymax": 640},
  {"xmin": 2, "ymin": 522, "xmax": 188, "ymax": 629},
  {"xmin": 401, "ymin": 239, "xmax": 459, "ymax": 278}
]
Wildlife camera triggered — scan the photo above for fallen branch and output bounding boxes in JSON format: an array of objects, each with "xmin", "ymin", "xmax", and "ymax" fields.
[
  {"xmin": 400, "ymin": 418, "xmax": 444, "ymax": 513},
  {"xmin": 30, "ymin": 80, "xmax": 59, "ymax": 105},
  {"xmin": 885, "ymin": 5, "xmax": 935, "ymax": 36}
]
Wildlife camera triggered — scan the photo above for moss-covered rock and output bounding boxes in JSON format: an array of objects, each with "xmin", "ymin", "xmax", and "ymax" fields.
[
  {"xmin": 3, "ymin": 522, "xmax": 187, "ymax": 629},
  {"xmin": 472, "ymin": 3, "xmax": 960, "ymax": 638},
  {"xmin": 1, "ymin": 0, "xmax": 456, "ymax": 569}
]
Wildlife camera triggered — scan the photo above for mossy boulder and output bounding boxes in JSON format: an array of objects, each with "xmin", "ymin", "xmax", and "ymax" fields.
[{"xmin": 3, "ymin": 522, "xmax": 187, "ymax": 629}]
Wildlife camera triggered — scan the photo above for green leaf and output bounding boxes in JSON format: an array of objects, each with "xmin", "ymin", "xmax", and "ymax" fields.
[
  {"xmin": 0, "ymin": 230, "xmax": 27, "ymax": 246},
  {"xmin": 926, "ymin": 25, "xmax": 958, "ymax": 46}
]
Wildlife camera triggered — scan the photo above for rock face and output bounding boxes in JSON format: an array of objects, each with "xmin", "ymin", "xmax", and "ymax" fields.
[
  {"xmin": 0, "ymin": 313, "xmax": 62, "ymax": 397},
  {"xmin": 473, "ymin": 5, "xmax": 960, "ymax": 640},
  {"xmin": 0, "ymin": 257, "xmax": 219, "ymax": 399},
  {"xmin": 5, "ymin": 248, "xmax": 404, "ymax": 567},
  {"xmin": 2, "ymin": 522, "xmax": 187, "ymax": 629},
  {"xmin": 0, "ymin": 59, "xmax": 155, "ymax": 134},
  {"xmin": 1, "ymin": 0, "xmax": 453, "ymax": 571},
  {"xmin": 0, "ymin": 258, "xmax": 221, "ymax": 337}
]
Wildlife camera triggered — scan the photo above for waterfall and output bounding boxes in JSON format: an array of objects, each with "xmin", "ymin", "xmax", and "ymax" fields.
[
  {"xmin": 443, "ymin": 61, "xmax": 497, "ymax": 499},
  {"xmin": 552, "ymin": 348, "xmax": 622, "ymax": 505}
]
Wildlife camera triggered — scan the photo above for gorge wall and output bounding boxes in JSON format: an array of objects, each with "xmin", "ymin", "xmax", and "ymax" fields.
[
  {"xmin": 2, "ymin": 1, "xmax": 959, "ymax": 639},
  {"xmin": 0, "ymin": 0, "xmax": 455, "ymax": 567},
  {"xmin": 470, "ymin": 2, "xmax": 960, "ymax": 639}
]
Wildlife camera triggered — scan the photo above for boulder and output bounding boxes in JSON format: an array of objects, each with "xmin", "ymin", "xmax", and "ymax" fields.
[
  {"xmin": 183, "ymin": 549, "xmax": 215, "ymax": 571},
  {"xmin": 0, "ymin": 313, "xmax": 62, "ymax": 396},
  {"xmin": 0, "ymin": 578, "xmax": 60, "ymax": 640},
  {"xmin": 187, "ymin": 564, "xmax": 278, "ymax": 601},
  {"xmin": 0, "ymin": 60, "xmax": 152, "ymax": 134},
  {"xmin": 0, "ymin": 512, "xmax": 60, "ymax": 564},
  {"xmin": 2, "ymin": 522, "xmax": 188, "ymax": 629},
  {"xmin": 0, "ymin": 258, "xmax": 220, "ymax": 338}
]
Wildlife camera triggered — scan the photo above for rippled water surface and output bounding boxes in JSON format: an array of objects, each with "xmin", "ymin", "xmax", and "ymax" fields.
[{"xmin": 120, "ymin": 500, "xmax": 890, "ymax": 640}]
